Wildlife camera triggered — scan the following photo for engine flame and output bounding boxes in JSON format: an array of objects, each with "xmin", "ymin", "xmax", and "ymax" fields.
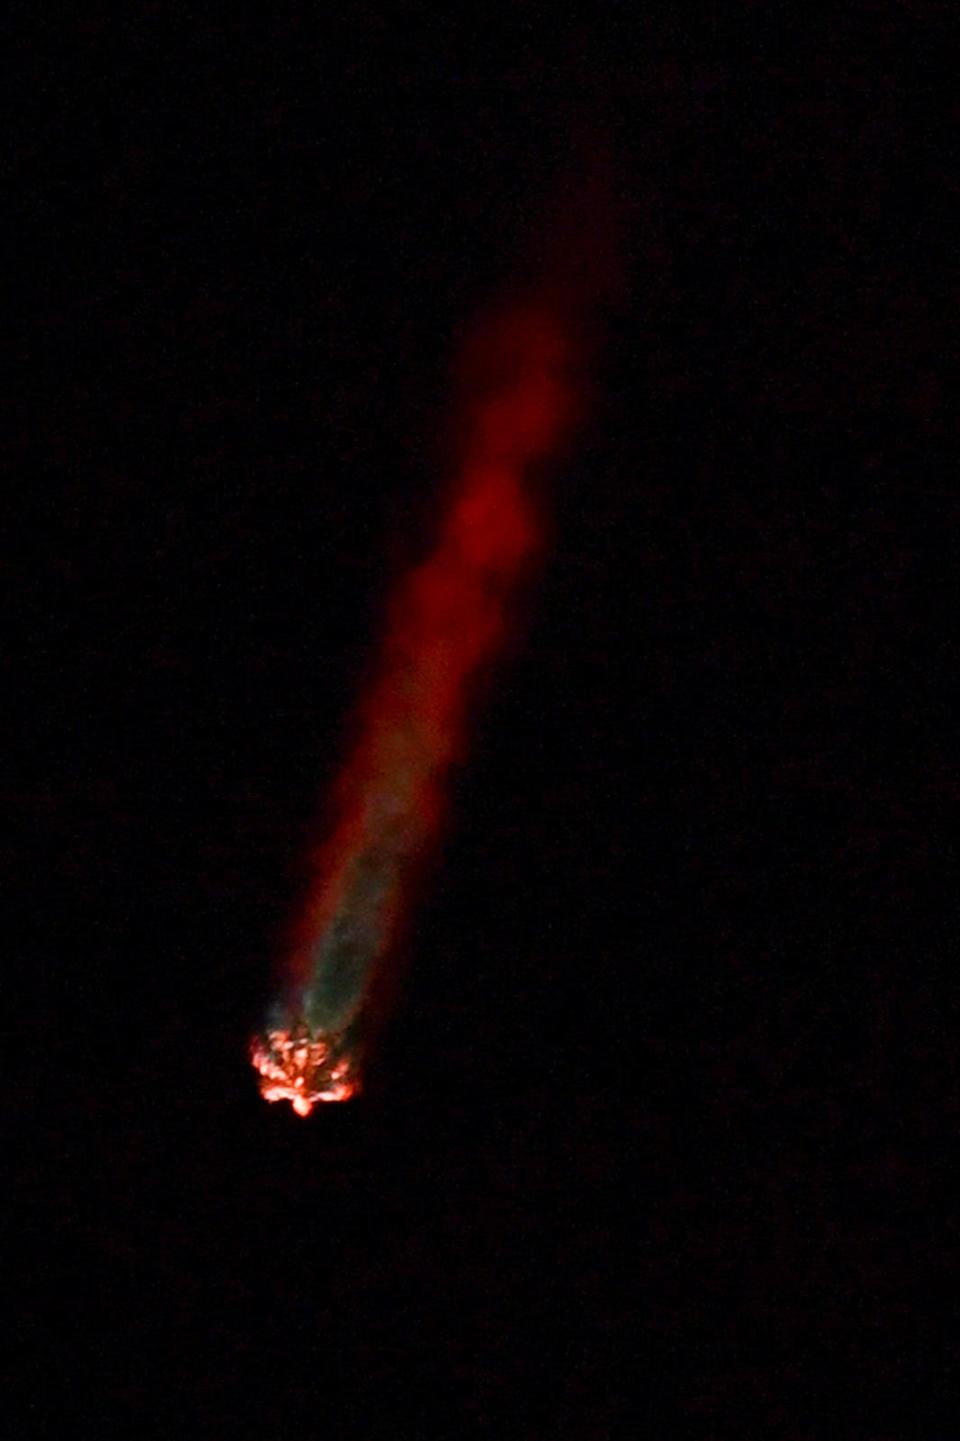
[{"xmin": 251, "ymin": 1022, "xmax": 359, "ymax": 1114}]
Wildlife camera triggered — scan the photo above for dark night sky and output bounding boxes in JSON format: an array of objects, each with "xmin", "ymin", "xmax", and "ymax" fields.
[{"xmin": 10, "ymin": 7, "xmax": 954, "ymax": 1435}]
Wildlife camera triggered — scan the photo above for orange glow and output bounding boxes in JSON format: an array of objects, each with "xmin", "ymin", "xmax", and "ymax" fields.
[{"xmin": 251, "ymin": 1026, "xmax": 359, "ymax": 1114}]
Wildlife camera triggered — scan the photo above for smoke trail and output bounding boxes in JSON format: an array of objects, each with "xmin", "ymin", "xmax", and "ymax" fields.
[{"xmin": 253, "ymin": 158, "xmax": 619, "ymax": 1113}]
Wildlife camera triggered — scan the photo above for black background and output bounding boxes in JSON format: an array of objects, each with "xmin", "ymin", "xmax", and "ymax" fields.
[{"xmin": 11, "ymin": 6, "xmax": 954, "ymax": 1434}]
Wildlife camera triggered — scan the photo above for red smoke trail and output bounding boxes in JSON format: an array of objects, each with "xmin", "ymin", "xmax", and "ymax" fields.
[
  {"xmin": 253, "ymin": 158, "xmax": 619, "ymax": 1113},
  {"xmin": 296, "ymin": 304, "xmax": 576, "ymax": 966}
]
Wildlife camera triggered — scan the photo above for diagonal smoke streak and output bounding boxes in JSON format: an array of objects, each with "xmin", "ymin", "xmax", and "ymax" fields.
[{"xmin": 253, "ymin": 154, "xmax": 620, "ymax": 1113}]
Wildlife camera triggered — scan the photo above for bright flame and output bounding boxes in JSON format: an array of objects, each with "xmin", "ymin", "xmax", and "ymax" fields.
[{"xmin": 251, "ymin": 1024, "xmax": 359, "ymax": 1114}]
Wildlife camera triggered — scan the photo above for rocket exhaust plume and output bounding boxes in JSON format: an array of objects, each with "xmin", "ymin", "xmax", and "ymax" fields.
[{"xmin": 253, "ymin": 153, "xmax": 620, "ymax": 1112}]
